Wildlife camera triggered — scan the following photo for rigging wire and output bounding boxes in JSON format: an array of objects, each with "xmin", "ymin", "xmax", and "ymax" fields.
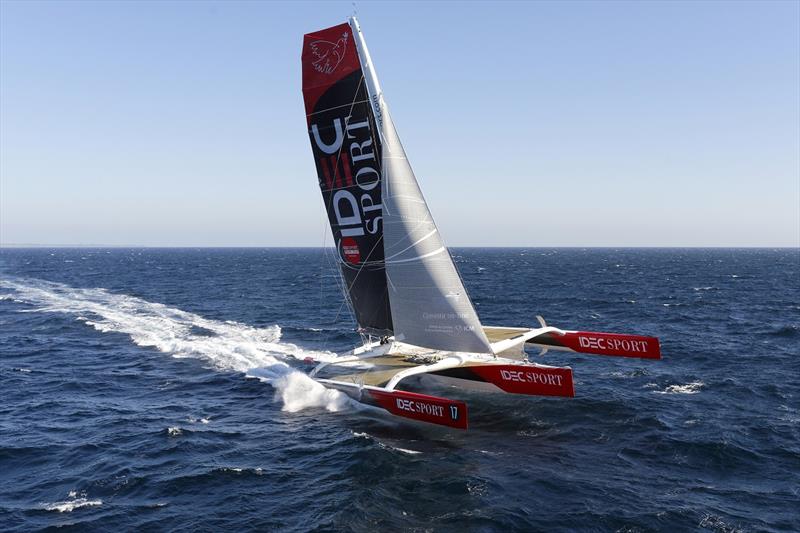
[{"xmin": 314, "ymin": 72, "xmax": 388, "ymax": 353}]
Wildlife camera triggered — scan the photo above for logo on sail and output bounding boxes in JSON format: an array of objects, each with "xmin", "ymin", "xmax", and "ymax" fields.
[
  {"xmin": 309, "ymin": 32, "xmax": 349, "ymax": 74},
  {"xmin": 341, "ymin": 237, "xmax": 361, "ymax": 264}
]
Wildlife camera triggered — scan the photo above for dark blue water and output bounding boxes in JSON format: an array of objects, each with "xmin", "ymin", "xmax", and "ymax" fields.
[{"xmin": 1, "ymin": 248, "xmax": 798, "ymax": 532}]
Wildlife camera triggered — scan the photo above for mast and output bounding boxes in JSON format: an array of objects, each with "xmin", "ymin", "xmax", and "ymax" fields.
[
  {"xmin": 349, "ymin": 16, "xmax": 384, "ymax": 142},
  {"xmin": 349, "ymin": 17, "xmax": 493, "ymax": 354}
]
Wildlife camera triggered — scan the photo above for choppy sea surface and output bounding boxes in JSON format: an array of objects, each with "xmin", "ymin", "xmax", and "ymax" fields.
[{"xmin": 0, "ymin": 248, "xmax": 798, "ymax": 532}]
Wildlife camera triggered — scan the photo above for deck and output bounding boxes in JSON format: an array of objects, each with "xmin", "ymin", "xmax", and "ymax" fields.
[{"xmin": 319, "ymin": 326, "xmax": 532, "ymax": 387}]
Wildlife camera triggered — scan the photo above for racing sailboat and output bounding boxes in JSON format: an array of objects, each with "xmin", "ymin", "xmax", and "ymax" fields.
[{"xmin": 301, "ymin": 17, "xmax": 661, "ymax": 429}]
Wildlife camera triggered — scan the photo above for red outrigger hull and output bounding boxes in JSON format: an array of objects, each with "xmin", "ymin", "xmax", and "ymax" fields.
[{"xmin": 529, "ymin": 331, "xmax": 661, "ymax": 359}]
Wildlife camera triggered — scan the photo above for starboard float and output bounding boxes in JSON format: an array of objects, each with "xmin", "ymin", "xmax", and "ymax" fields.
[{"xmin": 300, "ymin": 18, "xmax": 661, "ymax": 430}]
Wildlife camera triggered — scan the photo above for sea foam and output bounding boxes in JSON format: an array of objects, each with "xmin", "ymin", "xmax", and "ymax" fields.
[
  {"xmin": 43, "ymin": 491, "xmax": 102, "ymax": 513},
  {"xmin": 656, "ymin": 381, "xmax": 705, "ymax": 395},
  {"xmin": 0, "ymin": 277, "xmax": 349, "ymax": 413}
]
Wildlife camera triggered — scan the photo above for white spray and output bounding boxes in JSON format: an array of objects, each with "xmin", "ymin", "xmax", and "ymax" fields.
[{"xmin": 0, "ymin": 277, "xmax": 351, "ymax": 413}]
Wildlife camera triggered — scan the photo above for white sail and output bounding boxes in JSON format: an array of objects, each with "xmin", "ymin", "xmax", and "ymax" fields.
[{"xmin": 349, "ymin": 17, "xmax": 493, "ymax": 354}]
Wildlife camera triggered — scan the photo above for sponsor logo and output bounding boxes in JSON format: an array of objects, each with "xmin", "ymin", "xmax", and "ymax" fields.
[
  {"xmin": 500, "ymin": 369, "xmax": 564, "ymax": 387},
  {"xmin": 341, "ymin": 237, "xmax": 361, "ymax": 264},
  {"xmin": 370, "ymin": 93, "xmax": 384, "ymax": 130},
  {"xmin": 309, "ymin": 32, "xmax": 349, "ymax": 74},
  {"xmin": 450, "ymin": 405, "xmax": 459, "ymax": 420},
  {"xmin": 578, "ymin": 335, "xmax": 649, "ymax": 353},
  {"xmin": 395, "ymin": 398, "xmax": 444, "ymax": 418},
  {"xmin": 310, "ymin": 116, "xmax": 382, "ymax": 258}
]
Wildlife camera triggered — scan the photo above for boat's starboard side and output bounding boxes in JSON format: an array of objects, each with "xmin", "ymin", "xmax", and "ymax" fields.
[
  {"xmin": 482, "ymin": 325, "xmax": 661, "ymax": 359},
  {"xmin": 528, "ymin": 330, "xmax": 661, "ymax": 359},
  {"xmin": 433, "ymin": 362, "xmax": 575, "ymax": 397}
]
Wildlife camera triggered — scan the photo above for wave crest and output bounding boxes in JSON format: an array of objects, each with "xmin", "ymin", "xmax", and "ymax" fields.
[
  {"xmin": 656, "ymin": 381, "xmax": 704, "ymax": 395},
  {"xmin": 42, "ymin": 491, "xmax": 102, "ymax": 513}
]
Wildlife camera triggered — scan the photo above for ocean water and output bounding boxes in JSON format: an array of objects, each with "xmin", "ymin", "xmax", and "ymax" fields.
[{"xmin": 0, "ymin": 247, "xmax": 798, "ymax": 532}]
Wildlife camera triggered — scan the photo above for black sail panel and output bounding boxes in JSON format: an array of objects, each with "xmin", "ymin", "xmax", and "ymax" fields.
[{"xmin": 302, "ymin": 23, "xmax": 392, "ymax": 334}]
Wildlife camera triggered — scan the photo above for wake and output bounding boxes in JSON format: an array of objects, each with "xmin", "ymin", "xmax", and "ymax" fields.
[{"xmin": 0, "ymin": 277, "xmax": 350, "ymax": 413}]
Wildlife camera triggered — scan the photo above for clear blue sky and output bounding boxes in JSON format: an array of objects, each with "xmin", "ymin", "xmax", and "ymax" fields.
[{"xmin": 1, "ymin": 0, "xmax": 798, "ymax": 247}]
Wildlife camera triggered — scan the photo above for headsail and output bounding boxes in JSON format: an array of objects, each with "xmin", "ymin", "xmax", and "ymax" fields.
[
  {"xmin": 349, "ymin": 17, "xmax": 493, "ymax": 354},
  {"xmin": 302, "ymin": 23, "xmax": 392, "ymax": 334}
]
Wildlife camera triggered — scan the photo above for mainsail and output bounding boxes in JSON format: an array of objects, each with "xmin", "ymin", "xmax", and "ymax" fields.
[
  {"xmin": 349, "ymin": 18, "xmax": 493, "ymax": 354},
  {"xmin": 302, "ymin": 23, "xmax": 392, "ymax": 334}
]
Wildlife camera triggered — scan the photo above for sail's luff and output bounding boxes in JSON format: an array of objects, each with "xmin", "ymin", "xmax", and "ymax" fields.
[{"xmin": 349, "ymin": 17, "xmax": 493, "ymax": 354}]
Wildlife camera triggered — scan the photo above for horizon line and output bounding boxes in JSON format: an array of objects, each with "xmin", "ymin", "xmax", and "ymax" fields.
[{"xmin": 2, "ymin": 244, "xmax": 798, "ymax": 250}]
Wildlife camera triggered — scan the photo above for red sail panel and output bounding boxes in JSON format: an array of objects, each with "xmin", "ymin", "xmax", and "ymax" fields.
[
  {"xmin": 467, "ymin": 365, "xmax": 575, "ymax": 397},
  {"xmin": 302, "ymin": 23, "xmax": 362, "ymax": 119},
  {"xmin": 302, "ymin": 22, "xmax": 392, "ymax": 334},
  {"xmin": 367, "ymin": 389, "xmax": 468, "ymax": 429}
]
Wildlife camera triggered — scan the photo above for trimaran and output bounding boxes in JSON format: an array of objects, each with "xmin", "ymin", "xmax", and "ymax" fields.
[{"xmin": 300, "ymin": 17, "xmax": 661, "ymax": 429}]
